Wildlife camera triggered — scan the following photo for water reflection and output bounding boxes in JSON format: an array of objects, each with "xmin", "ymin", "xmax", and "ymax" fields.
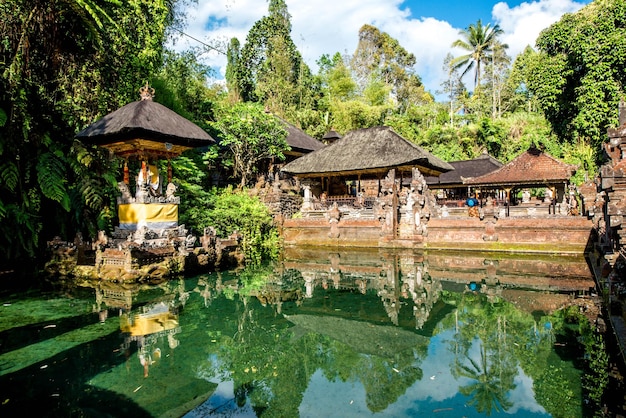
[{"xmin": 0, "ymin": 249, "xmax": 595, "ymax": 417}]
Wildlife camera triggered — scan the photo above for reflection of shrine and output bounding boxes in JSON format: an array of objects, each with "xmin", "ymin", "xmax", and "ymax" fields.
[
  {"xmin": 282, "ymin": 246, "xmax": 596, "ymax": 331},
  {"xmin": 284, "ymin": 249, "xmax": 442, "ymax": 330},
  {"xmin": 88, "ymin": 281, "xmax": 184, "ymax": 377},
  {"xmin": 120, "ymin": 301, "xmax": 181, "ymax": 377},
  {"xmin": 399, "ymin": 256, "xmax": 442, "ymax": 329}
]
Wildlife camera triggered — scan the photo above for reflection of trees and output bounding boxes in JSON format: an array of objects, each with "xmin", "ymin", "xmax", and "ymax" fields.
[
  {"xmin": 454, "ymin": 341, "xmax": 514, "ymax": 415},
  {"xmin": 188, "ymin": 264, "xmax": 429, "ymax": 416},
  {"xmin": 357, "ymin": 349, "xmax": 424, "ymax": 412},
  {"xmin": 443, "ymin": 290, "xmax": 583, "ymax": 417},
  {"xmin": 177, "ymin": 258, "xmax": 587, "ymax": 417},
  {"xmin": 447, "ymin": 293, "xmax": 518, "ymax": 415}
]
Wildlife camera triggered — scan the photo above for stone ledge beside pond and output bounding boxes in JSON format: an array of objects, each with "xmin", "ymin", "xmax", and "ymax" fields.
[{"xmin": 282, "ymin": 216, "xmax": 594, "ymax": 255}]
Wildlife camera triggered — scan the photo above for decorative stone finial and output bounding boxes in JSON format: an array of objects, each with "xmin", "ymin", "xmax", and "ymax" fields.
[{"xmin": 139, "ymin": 82, "xmax": 155, "ymax": 101}]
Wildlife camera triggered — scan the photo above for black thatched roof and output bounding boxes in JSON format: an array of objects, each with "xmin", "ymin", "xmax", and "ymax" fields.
[
  {"xmin": 281, "ymin": 120, "xmax": 325, "ymax": 155},
  {"xmin": 424, "ymin": 152, "xmax": 502, "ymax": 187},
  {"xmin": 76, "ymin": 97, "xmax": 214, "ymax": 154},
  {"xmin": 281, "ymin": 126, "xmax": 453, "ymax": 177},
  {"xmin": 322, "ymin": 129, "xmax": 342, "ymax": 144}
]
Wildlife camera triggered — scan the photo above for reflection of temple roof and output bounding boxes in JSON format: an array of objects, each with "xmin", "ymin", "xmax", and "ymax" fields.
[
  {"xmin": 284, "ymin": 314, "xmax": 428, "ymax": 358},
  {"xmin": 463, "ymin": 146, "xmax": 576, "ymax": 187},
  {"xmin": 281, "ymin": 126, "xmax": 453, "ymax": 177},
  {"xmin": 424, "ymin": 152, "xmax": 502, "ymax": 188}
]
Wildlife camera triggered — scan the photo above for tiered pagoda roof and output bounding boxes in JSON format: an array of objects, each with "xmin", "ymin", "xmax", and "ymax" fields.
[{"xmin": 76, "ymin": 84, "xmax": 215, "ymax": 159}]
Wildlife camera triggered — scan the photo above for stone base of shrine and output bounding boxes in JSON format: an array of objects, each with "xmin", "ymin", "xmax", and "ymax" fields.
[{"xmin": 281, "ymin": 216, "xmax": 594, "ymax": 255}]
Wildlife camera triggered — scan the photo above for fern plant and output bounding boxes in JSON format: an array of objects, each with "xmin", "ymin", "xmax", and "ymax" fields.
[{"xmin": 37, "ymin": 151, "xmax": 70, "ymax": 212}]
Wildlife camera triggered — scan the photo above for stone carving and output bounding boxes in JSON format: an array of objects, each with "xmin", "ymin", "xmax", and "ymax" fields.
[
  {"xmin": 200, "ymin": 227, "xmax": 216, "ymax": 250},
  {"xmin": 327, "ymin": 202, "xmax": 341, "ymax": 238},
  {"xmin": 118, "ymin": 181, "xmax": 135, "ymax": 204},
  {"xmin": 544, "ymin": 188, "xmax": 553, "ymax": 203},
  {"xmin": 185, "ymin": 234, "xmax": 196, "ymax": 249},
  {"xmin": 483, "ymin": 196, "xmax": 497, "ymax": 219},
  {"xmin": 559, "ymin": 195, "xmax": 569, "ymax": 215},
  {"xmin": 408, "ymin": 168, "xmax": 436, "ymax": 236},
  {"xmin": 301, "ymin": 184, "xmax": 313, "ymax": 211},
  {"xmin": 165, "ymin": 182, "xmax": 177, "ymax": 202}
]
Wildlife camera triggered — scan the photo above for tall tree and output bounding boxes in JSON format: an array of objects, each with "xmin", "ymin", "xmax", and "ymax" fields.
[
  {"xmin": 319, "ymin": 52, "xmax": 357, "ymax": 102},
  {"xmin": 225, "ymin": 37, "xmax": 242, "ymax": 102},
  {"xmin": 440, "ymin": 53, "xmax": 468, "ymax": 126},
  {"xmin": 210, "ymin": 102, "xmax": 289, "ymax": 188},
  {"xmin": 450, "ymin": 20, "xmax": 504, "ymax": 91},
  {"xmin": 234, "ymin": 0, "xmax": 313, "ymax": 118},
  {"xmin": 529, "ymin": 0, "xmax": 626, "ymax": 151},
  {"xmin": 350, "ymin": 24, "xmax": 426, "ymax": 111},
  {"xmin": 484, "ymin": 40, "xmax": 510, "ymax": 118},
  {"xmin": 507, "ymin": 45, "xmax": 540, "ymax": 113}
]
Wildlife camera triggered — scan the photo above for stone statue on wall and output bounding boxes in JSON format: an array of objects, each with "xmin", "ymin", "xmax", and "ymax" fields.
[
  {"xmin": 327, "ymin": 202, "xmax": 341, "ymax": 238},
  {"xmin": 118, "ymin": 181, "xmax": 135, "ymax": 204},
  {"xmin": 165, "ymin": 182, "xmax": 177, "ymax": 202}
]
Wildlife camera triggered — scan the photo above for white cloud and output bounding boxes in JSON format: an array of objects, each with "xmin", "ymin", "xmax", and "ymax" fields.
[
  {"xmin": 494, "ymin": 0, "xmax": 589, "ymax": 57},
  {"xmin": 171, "ymin": 0, "xmax": 588, "ymax": 100}
]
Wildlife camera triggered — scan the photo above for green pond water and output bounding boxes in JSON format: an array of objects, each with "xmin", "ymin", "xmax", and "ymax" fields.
[{"xmin": 0, "ymin": 248, "xmax": 596, "ymax": 417}]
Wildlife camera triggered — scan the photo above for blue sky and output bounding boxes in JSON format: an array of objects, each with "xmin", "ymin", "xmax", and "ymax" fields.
[
  {"xmin": 172, "ymin": 0, "xmax": 591, "ymax": 100},
  {"xmin": 404, "ymin": 0, "xmax": 502, "ymax": 28}
]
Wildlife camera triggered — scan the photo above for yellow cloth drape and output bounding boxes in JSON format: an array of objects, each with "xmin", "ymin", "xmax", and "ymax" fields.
[{"xmin": 118, "ymin": 203, "xmax": 178, "ymax": 224}]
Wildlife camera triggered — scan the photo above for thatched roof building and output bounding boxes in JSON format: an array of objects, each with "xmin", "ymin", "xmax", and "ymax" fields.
[
  {"xmin": 425, "ymin": 151, "xmax": 502, "ymax": 190},
  {"xmin": 463, "ymin": 146, "xmax": 576, "ymax": 188},
  {"xmin": 281, "ymin": 126, "xmax": 453, "ymax": 178},
  {"xmin": 322, "ymin": 129, "xmax": 342, "ymax": 144},
  {"xmin": 76, "ymin": 84, "xmax": 215, "ymax": 159},
  {"xmin": 281, "ymin": 120, "xmax": 325, "ymax": 160}
]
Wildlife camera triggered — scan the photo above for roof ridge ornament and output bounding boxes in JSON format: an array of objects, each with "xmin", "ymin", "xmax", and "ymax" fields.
[{"xmin": 139, "ymin": 82, "xmax": 155, "ymax": 101}]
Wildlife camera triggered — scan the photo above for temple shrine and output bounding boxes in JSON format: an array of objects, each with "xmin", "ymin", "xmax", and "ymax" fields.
[
  {"xmin": 277, "ymin": 126, "xmax": 592, "ymax": 254},
  {"xmin": 46, "ymin": 84, "xmax": 241, "ymax": 282},
  {"xmin": 75, "ymin": 83, "xmax": 213, "ymax": 235}
]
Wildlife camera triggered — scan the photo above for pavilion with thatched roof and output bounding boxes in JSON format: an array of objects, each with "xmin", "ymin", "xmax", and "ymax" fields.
[
  {"xmin": 281, "ymin": 126, "xmax": 453, "ymax": 200},
  {"xmin": 77, "ymin": 83, "xmax": 215, "ymax": 161},
  {"xmin": 424, "ymin": 151, "xmax": 503, "ymax": 202},
  {"xmin": 321, "ymin": 129, "xmax": 342, "ymax": 145},
  {"xmin": 76, "ymin": 83, "xmax": 215, "ymax": 232},
  {"xmin": 463, "ymin": 146, "xmax": 577, "ymax": 215},
  {"xmin": 280, "ymin": 119, "xmax": 325, "ymax": 162}
]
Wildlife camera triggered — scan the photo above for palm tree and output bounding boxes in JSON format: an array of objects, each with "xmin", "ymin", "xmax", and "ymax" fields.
[
  {"xmin": 450, "ymin": 20, "xmax": 504, "ymax": 92},
  {"xmin": 454, "ymin": 342, "xmax": 515, "ymax": 415}
]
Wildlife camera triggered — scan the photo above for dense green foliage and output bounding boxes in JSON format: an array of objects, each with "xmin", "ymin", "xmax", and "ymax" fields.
[
  {"xmin": 204, "ymin": 187, "xmax": 280, "ymax": 266},
  {"xmin": 530, "ymin": 0, "xmax": 626, "ymax": 151},
  {"xmin": 0, "ymin": 0, "xmax": 180, "ymax": 271},
  {"xmin": 166, "ymin": 152, "xmax": 279, "ymax": 265},
  {"xmin": 227, "ymin": 0, "xmax": 318, "ymax": 120},
  {"xmin": 210, "ymin": 102, "xmax": 289, "ymax": 188},
  {"xmin": 439, "ymin": 290, "xmax": 589, "ymax": 417}
]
